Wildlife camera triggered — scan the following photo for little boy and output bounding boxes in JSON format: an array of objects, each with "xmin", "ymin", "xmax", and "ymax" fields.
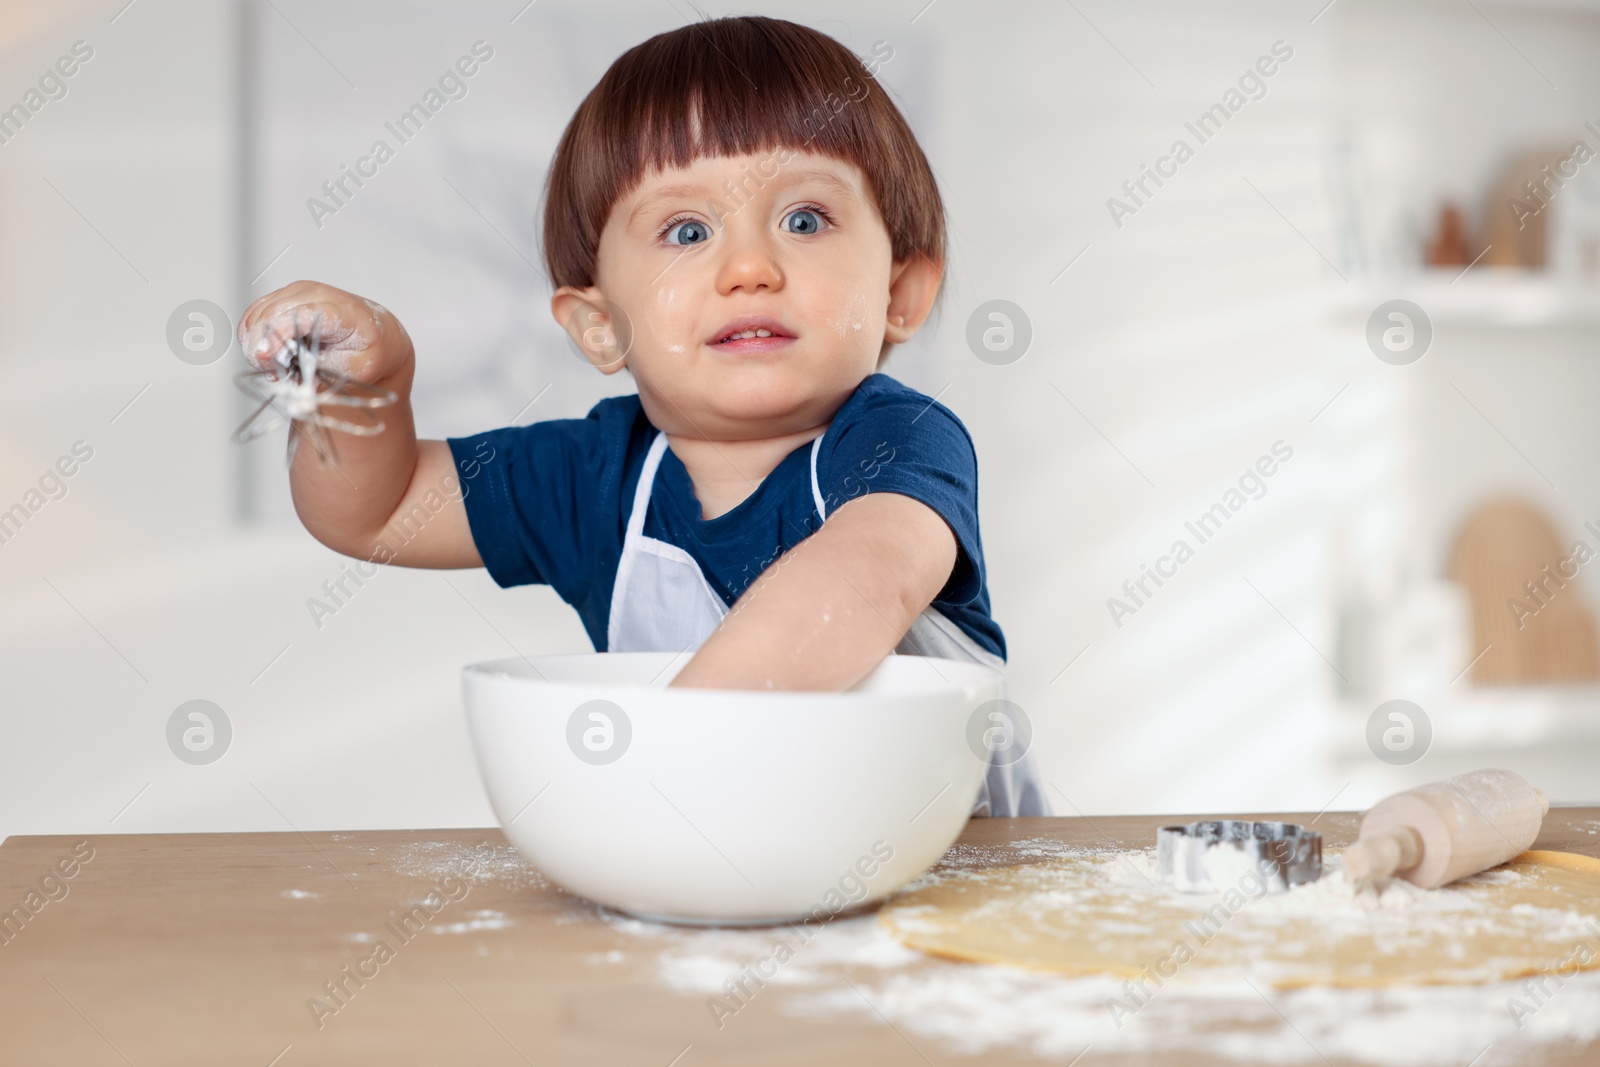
[{"xmin": 236, "ymin": 16, "xmax": 1046, "ymax": 818}]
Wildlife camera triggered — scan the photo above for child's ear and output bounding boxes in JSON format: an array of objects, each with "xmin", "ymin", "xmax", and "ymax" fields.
[
  {"xmin": 883, "ymin": 254, "xmax": 942, "ymax": 344},
  {"xmin": 551, "ymin": 285, "xmax": 631, "ymax": 374}
]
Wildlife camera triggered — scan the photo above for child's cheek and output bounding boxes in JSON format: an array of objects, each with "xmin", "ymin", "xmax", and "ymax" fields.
[
  {"xmin": 648, "ymin": 314, "xmax": 687, "ymax": 356},
  {"xmin": 654, "ymin": 283, "xmax": 684, "ymax": 310},
  {"xmin": 647, "ymin": 285, "xmax": 699, "ymax": 351},
  {"xmin": 825, "ymin": 290, "xmax": 872, "ymax": 345}
]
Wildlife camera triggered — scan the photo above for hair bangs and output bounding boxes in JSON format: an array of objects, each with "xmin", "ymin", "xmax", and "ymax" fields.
[
  {"xmin": 612, "ymin": 28, "xmax": 878, "ymax": 187},
  {"xmin": 542, "ymin": 17, "xmax": 947, "ymax": 362}
]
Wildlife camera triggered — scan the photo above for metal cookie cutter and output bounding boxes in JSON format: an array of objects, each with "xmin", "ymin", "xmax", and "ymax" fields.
[{"xmin": 1155, "ymin": 820, "xmax": 1322, "ymax": 893}]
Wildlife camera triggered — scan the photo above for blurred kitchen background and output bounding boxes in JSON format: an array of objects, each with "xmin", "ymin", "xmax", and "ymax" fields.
[{"xmin": 3, "ymin": 0, "xmax": 1599, "ymax": 840}]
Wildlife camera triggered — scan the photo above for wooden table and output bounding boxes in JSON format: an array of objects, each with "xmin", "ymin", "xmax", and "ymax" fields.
[{"xmin": 3, "ymin": 809, "xmax": 1598, "ymax": 1066}]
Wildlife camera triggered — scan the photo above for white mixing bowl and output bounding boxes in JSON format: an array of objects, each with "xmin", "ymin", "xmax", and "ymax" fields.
[{"xmin": 461, "ymin": 652, "xmax": 1002, "ymax": 925}]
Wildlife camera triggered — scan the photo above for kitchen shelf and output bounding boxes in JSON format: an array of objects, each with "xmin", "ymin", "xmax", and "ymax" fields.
[
  {"xmin": 1330, "ymin": 269, "xmax": 1600, "ymax": 328},
  {"xmin": 1336, "ymin": 685, "xmax": 1600, "ymax": 757}
]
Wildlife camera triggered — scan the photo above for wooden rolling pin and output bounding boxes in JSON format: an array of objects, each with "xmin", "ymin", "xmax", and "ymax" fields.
[{"xmin": 1342, "ymin": 769, "xmax": 1548, "ymax": 890}]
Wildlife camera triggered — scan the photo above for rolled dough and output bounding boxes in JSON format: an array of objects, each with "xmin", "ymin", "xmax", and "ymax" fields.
[{"xmin": 880, "ymin": 849, "xmax": 1600, "ymax": 989}]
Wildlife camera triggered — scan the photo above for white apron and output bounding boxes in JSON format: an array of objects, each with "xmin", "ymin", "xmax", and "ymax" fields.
[{"xmin": 605, "ymin": 427, "xmax": 1049, "ymax": 818}]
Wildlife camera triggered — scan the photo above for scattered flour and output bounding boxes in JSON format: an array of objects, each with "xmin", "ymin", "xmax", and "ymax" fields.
[
  {"xmin": 430, "ymin": 909, "xmax": 515, "ymax": 935},
  {"xmin": 608, "ymin": 839, "xmax": 1600, "ymax": 1066},
  {"xmin": 376, "ymin": 833, "xmax": 1600, "ymax": 1062},
  {"xmin": 391, "ymin": 839, "xmax": 549, "ymax": 893}
]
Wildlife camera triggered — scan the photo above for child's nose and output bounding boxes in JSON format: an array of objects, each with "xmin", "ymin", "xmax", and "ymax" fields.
[{"xmin": 714, "ymin": 230, "xmax": 785, "ymax": 295}]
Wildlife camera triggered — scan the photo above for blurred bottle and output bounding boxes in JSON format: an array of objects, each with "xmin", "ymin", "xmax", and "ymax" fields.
[{"xmin": 1424, "ymin": 203, "xmax": 1473, "ymax": 267}]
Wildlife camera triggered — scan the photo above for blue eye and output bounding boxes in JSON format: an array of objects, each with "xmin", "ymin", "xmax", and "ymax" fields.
[
  {"xmin": 662, "ymin": 217, "xmax": 710, "ymax": 246},
  {"xmin": 783, "ymin": 207, "xmax": 831, "ymax": 235}
]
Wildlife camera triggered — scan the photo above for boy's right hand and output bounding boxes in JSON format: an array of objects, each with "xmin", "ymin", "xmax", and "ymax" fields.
[{"xmin": 236, "ymin": 280, "xmax": 414, "ymax": 387}]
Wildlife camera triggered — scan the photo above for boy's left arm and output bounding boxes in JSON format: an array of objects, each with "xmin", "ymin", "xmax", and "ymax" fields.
[{"xmin": 667, "ymin": 492, "xmax": 957, "ymax": 690}]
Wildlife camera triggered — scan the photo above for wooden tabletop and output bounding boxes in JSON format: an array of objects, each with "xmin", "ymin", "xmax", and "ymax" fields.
[{"xmin": 3, "ymin": 809, "xmax": 1598, "ymax": 1067}]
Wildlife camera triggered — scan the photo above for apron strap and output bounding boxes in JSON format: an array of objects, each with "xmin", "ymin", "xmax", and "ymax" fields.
[
  {"xmin": 628, "ymin": 430, "xmax": 671, "ymax": 542},
  {"xmin": 809, "ymin": 434, "xmax": 827, "ymax": 523}
]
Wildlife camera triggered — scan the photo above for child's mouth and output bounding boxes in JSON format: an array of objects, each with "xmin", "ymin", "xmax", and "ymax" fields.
[{"xmin": 708, "ymin": 318, "xmax": 797, "ymax": 354}]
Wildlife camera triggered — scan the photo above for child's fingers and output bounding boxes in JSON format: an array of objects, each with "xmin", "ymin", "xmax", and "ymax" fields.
[
  {"xmin": 237, "ymin": 290, "xmax": 306, "ymax": 367},
  {"xmin": 237, "ymin": 283, "xmax": 315, "ymax": 357},
  {"xmin": 238, "ymin": 295, "xmax": 369, "ymax": 374},
  {"xmin": 239, "ymin": 301, "xmax": 325, "ymax": 365}
]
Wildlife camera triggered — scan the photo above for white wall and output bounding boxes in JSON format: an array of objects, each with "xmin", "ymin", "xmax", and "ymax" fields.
[{"xmin": 3, "ymin": 0, "xmax": 1599, "ymax": 842}]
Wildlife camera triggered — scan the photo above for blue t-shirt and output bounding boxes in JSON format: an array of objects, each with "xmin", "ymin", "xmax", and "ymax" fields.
[{"xmin": 445, "ymin": 373, "xmax": 1005, "ymax": 660}]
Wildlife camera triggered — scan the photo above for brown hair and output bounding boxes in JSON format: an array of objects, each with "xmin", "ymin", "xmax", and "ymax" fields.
[{"xmin": 540, "ymin": 16, "xmax": 947, "ymax": 365}]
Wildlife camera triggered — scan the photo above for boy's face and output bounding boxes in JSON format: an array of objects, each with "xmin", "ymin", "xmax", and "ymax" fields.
[{"xmin": 553, "ymin": 149, "xmax": 940, "ymax": 441}]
